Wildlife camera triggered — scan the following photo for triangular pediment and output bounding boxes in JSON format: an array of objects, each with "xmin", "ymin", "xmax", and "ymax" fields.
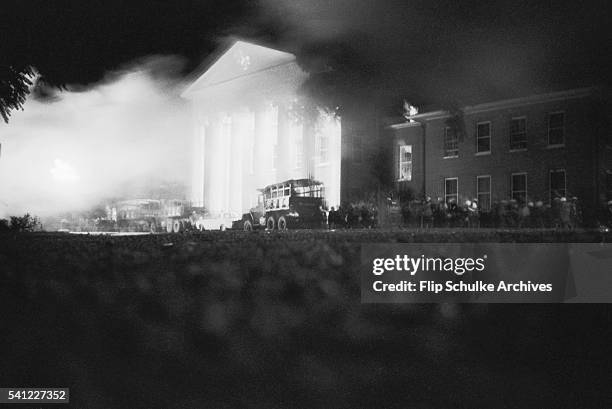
[{"xmin": 182, "ymin": 41, "xmax": 297, "ymax": 98}]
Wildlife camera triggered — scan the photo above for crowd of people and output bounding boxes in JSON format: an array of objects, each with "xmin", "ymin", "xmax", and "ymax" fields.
[
  {"xmin": 327, "ymin": 201, "xmax": 378, "ymax": 229},
  {"xmin": 325, "ymin": 195, "xmax": 612, "ymax": 230},
  {"xmin": 404, "ymin": 196, "xmax": 586, "ymax": 229}
]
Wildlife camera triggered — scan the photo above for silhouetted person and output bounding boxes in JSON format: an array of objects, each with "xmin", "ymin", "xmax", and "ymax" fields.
[
  {"xmin": 422, "ymin": 197, "xmax": 433, "ymax": 228},
  {"xmin": 467, "ymin": 198, "xmax": 479, "ymax": 228},
  {"xmin": 551, "ymin": 197, "xmax": 562, "ymax": 228},
  {"xmin": 328, "ymin": 207, "xmax": 337, "ymax": 229},
  {"xmin": 560, "ymin": 197, "xmax": 572, "ymax": 229},
  {"xmin": 532, "ymin": 201, "xmax": 545, "ymax": 228},
  {"xmin": 570, "ymin": 197, "xmax": 581, "ymax": 228},
  {"xmin": 496, "ymin": 200, "xmax": 507, "ymax": 228}
]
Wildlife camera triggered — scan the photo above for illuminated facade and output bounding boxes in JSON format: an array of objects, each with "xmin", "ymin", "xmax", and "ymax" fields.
[
  {"xmin": 182, "ymin": 41, "xmax": 341, "ymax": 215},
  {"xmin": 388, "ymin": 88, "xmax": 612, "ymax": 221}
]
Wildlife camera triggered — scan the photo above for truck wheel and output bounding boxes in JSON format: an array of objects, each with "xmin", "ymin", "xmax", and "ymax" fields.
[
  {"xmin": 166, "ymin": 219, "xmax": 173, "ymax": 233},
  {"xmin": 173, "ymin": 219, "xmax": 181, "ymax": 233},
  {"xmin": 244, "ymin": 220, "xmax": 253, "ymax": 231},
  {"xmin": 277, "ymin": 216, "xmax": 288, "ymax": 231},
  {"xmin": 266, "ymin": 216, "xmax": 275, "ymax": 230},
  {"xmin": 150, "ymin": 221, "xmax": 157, "ymax": 233}
]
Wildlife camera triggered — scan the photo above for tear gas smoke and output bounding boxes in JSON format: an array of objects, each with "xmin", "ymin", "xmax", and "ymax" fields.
[{"xmin": 0, "ymin": 56, "xmax": 190, "ymax": 218}]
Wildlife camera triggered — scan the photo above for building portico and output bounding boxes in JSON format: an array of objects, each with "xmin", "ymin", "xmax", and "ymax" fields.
[{"xmin": 182, "ymin": 40, "xmax": 341, "ymax": 215}]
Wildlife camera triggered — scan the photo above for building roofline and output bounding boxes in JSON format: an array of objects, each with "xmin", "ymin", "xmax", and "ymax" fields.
[
  {"xmin": 462, "ymin": 87, "xmax": 594, "ymax": 114},
  {"xmin": 388, "ymin": 87, "xmax": 596, "ymax": 128},
  {"xmin": 181, "ymin": 38, "xmax": 297, "ymax": 99},
  {"xmin": 387, "ymin": 121, "xmax": 424, "ymax": 130},
  {"xmin": 182, "ymin": 60, "xmax": 299, "ymax": 99}
]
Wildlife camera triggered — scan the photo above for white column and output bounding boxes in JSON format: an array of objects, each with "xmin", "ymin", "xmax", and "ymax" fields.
[
  {"xmin": 190, "ymin": 103, "xmax": 206, "ymax": 206},
  {"xmin": 205, "ymin": 114, "xmax": 226, "ymax": 214},
  {"xmin": 312, "ymin": 109, "xmax": 341, "ymax": 209}
]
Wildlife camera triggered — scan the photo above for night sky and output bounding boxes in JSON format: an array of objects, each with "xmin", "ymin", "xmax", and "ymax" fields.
[{"xmin": 2, "ymin": 0, "xmax": 611, "ymax": 109}]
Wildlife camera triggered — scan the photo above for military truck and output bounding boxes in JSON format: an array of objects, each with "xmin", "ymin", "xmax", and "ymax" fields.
[
  {"xmin": 111, "ymin": 199, "xmax": 206, "ymax": 233},
  {"xmin": 234, "ymin": 178, "xmax": 327, "ymax": 231}
]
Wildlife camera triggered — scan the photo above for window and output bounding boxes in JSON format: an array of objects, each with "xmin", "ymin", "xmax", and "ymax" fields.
[
  {"xmin": 511, "ymin": 173, "xmax": 527, "ymax": 203},
  {"xmin": 444, "ymin": 127, "xmax": 458, "ymax": 157},
  {"xmin": 476, "ymin": 122, "xmax": 491, "ymax": 154},
  {"xmin": 549, "ymin": 169, "xmax": 566, "ymax": 202},
  {"xmin": 445, "ymin": 178, "xmax": 458, "ymax": 204},
  {"xmin": 510, "ymin": 117, "xmax": 527, "ymax": 150},
  {"xmin": 476, "ymin": 175, "xmax": 491, "ymax": 211},
  {"xmin": 398, "ymin": 145, "xmax": 412, "ymax": 181},
  {"xmin": 548, "ymin": 112, "xmax": 564, "ymax": 146}
]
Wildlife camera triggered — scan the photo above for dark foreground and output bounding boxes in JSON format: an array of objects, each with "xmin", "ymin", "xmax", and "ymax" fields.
[{"xmin": 1, "ymin": 229, "xmax": 611, "ymax": 408}]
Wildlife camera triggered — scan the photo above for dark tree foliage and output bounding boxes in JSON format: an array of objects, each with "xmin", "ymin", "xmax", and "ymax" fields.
[
  {"xmin": 0, "ymin": 65, "xmax": 35, "ymax": 123},
  {"xmin": 6, "ymin": 213, "xmax": 41, "ymax": 232}
]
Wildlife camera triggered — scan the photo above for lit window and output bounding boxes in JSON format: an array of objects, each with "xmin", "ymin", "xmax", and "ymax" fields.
[
  {"xmin": 511, "ymin": 173, "xmax": 527, "ymax": 203},
  {"xmin": 476, "ymin": 175, "xmax": 491, "ymax": 211},
  {"xmin": 548, "ymin": 112, "xmax": 564, "ymax": 146},
  {"xmin": 476, "ymin": 122, "xmax": 491, "ymax": 154},
  {"xmin": 444, "ymin": 127, "xmax": 458, "ymax": 157},
  {"xmin": 550, "ymin": 169, "xmax": 566, "ymax": 202},
  {"xmin": 445, "ymin": 178, "xmax": 458, "ymax": 204},
  {"xmin": 398, "ymin": 145, "xmax": 412, "ymax": 181},
  {"xmin": 510, "ymin": 117, "xmax": 527, "ymax": 150}
]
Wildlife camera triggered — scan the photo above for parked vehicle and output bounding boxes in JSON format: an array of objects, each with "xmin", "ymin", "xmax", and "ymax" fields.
[
  {"xmin": 108, "ymin": 199, "xmax": 206, "ymax": 233},
  {"xmin": 195, "ymin": 212, "xmax": 239, "ymax": 231},
  {"xmin": 233, "ymin": 179, "xmax": 327, "ymax": 231}
]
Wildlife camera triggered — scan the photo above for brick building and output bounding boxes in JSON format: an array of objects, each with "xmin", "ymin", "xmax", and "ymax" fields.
[{"xmin": 388, "ymin": 88, "xmax": 611, "ymax": 222}]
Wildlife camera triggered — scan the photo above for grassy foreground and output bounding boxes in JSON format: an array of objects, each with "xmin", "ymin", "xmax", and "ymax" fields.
[{"xmin": 0, "ymin": 229, "xmax": 610, "ymax": 408}]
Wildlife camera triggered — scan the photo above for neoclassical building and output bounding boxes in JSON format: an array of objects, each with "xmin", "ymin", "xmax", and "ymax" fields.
[{"xmin": 181, "ymin": 40, "xmax": 342, "ymax": 215}]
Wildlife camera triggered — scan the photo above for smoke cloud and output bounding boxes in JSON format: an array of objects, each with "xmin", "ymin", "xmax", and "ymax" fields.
[
  {"xmin": 0, "ymin": 56, "xmax": 191, "ymax": 218},
  {"xmin": 258, "ymin": 0, "xmax": 608, "ymax": 108}
]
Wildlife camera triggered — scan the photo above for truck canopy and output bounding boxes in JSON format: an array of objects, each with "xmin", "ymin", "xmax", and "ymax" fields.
[{"xmin": 259, "ymin": 179, "xmax": 324, "ymax": 199}]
